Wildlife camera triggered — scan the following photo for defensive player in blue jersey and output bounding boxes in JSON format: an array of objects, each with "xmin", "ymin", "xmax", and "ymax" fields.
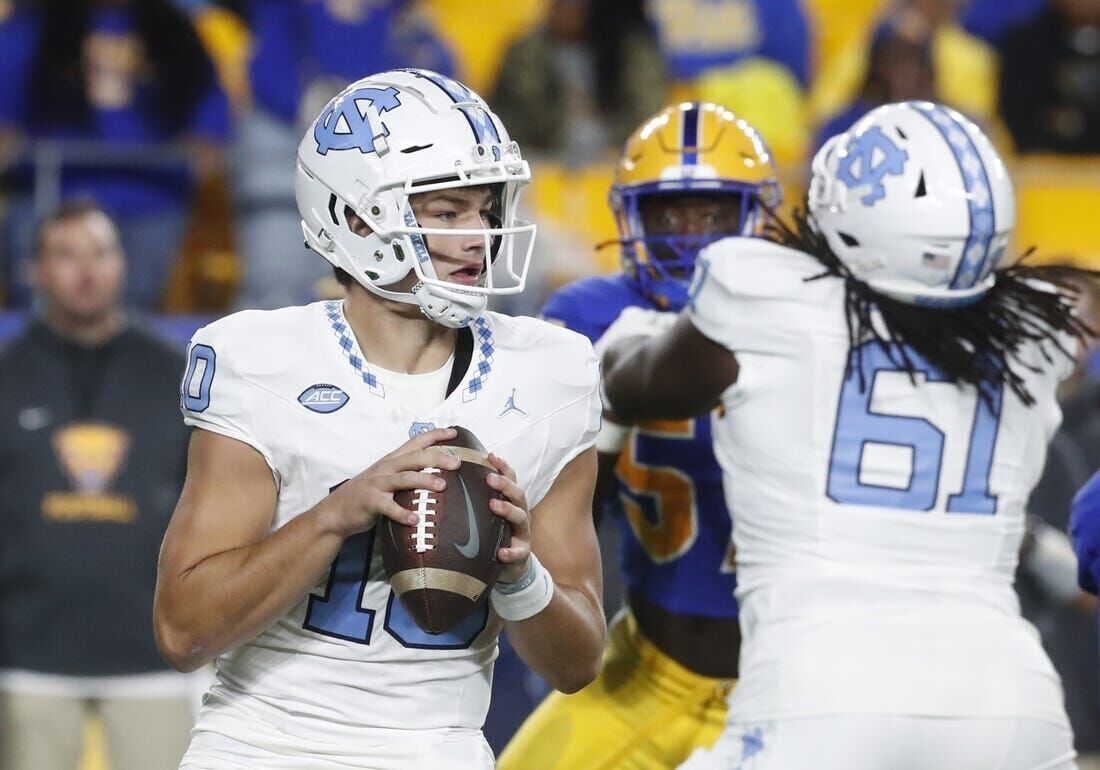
[{"xmin": 497, "ymin": 102, "xmax": 780, "ymax": 770}]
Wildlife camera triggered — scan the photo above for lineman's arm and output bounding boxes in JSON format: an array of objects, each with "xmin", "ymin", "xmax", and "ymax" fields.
[
  {"xmin": 602, "ymin": 313, "xmax": 739, "ymax": 424},
  {"xmin": 154, "ymin": 426, "xmax": 460, "ymax": 672},
  {"xmin": 491, "ymin": 448, "xmax": 606, "ymax": 693}
]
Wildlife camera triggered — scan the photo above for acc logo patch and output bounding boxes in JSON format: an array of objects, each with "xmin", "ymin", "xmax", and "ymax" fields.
[{"xmin": 298, "ymin": 384, "xmax": 350, "ymax": 414}]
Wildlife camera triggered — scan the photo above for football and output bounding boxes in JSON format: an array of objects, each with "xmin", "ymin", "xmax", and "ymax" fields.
[{"xmin": 382, "ymin": 426, "xmax": 512, "ymax": 635}]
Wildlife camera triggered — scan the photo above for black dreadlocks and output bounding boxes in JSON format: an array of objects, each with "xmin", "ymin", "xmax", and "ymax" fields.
[{"xmin": 762, "ymin": 203, "xmax": 1096, "ymax": 407}]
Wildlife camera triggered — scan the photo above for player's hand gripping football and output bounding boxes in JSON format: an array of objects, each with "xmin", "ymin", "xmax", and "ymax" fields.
[
  {"xmin": 327, "ymin": 427, "xmax": 462, "ymax": 537},
  {"xmin": 486, "ymin": 453, "xmax": 532, "ymax": 583}
]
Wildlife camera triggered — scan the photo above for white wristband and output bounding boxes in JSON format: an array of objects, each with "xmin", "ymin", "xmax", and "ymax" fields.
[
  {"xmin": 491, "ymin": 553, "xmax": 554, "ymax": 622},
  {"xmin": 595, "ymin": 418, "xmax": 631, "ymax": 454}
]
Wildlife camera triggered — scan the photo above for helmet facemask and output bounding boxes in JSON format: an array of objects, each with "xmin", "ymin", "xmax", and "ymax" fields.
[
  {"xmin": 613, "ymin": 181, "xmax": 774, "ymax": 310},
  {"xmin": 606, "ymin": 102, "xmax": 782, "ymax": 311}
]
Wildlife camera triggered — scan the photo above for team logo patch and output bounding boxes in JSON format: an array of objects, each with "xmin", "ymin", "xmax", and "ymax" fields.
[
  {"xmin": 314, "ymin": 86, "xmax": 402, "ymax": 156},
  {"xmin": 409, "ymin": 421, "xmax": 437, "ymax": 438},
  {"xmin": 837, "ymin": 126, "xmax": 909, "ymax": 206},
  {"xmin": 298, "ymin": 384, "xmax": 350, "ymax": 414},
  {"xmin": 53, "ymin": 422, "xmax": 130, "ymax": 493},
  {"xmin": 44, "ymin": 422, "xmax": 135, "ymax": 524}
]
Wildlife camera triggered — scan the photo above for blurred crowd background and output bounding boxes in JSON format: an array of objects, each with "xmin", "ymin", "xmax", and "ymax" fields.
[
  {"xmin": 1, "ymin": 0, "xmax": 1099, "ymax": 768},
  {"xmin": 2, "ymin": 0, "xmax": 1099, "ymax": 320}
]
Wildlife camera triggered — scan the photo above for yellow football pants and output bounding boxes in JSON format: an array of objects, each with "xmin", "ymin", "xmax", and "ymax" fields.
[{"xmin": 498, "ymin": 611, "xmax": 734, "ymax": 770}]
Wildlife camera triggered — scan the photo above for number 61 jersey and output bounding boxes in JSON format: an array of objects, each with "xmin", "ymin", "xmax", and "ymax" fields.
[
  {"xmin": 179, "ymin": 301, "xmax": 600, "ymax": 755},
  {"xmin": 688, "ymin": 238, "xmax": 1074, "ymax": 727}
]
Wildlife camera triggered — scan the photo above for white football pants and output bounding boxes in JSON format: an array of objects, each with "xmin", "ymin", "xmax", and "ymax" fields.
[
  {"xmin": 180, "ymin": 727, "xmax": 495, "ymax": 769},
  {"xmin": 679, "ymin": 715, "xmax": 1077, "ymax": 770}
]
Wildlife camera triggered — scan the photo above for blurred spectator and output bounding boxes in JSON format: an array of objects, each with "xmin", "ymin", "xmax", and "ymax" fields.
[
  {"xmin": 1023, "ymin": 269, "xmax": 1100, "ymax": 767},
  {"xmin": 647, "ymin": 0, "xmax": 810, "ymax": 88},
  {"xmin": 962, "ymin": 0, "xmax": 1046, "ymax": 44},
  {"xmin": 696, "ymin": 58, "xmax": 808, "ymax": 166},
  {"xmin": 814, "ymin": 16, "xmax": 936, "ymax": 152},
  {"xmin": 171, "ymin": 1, "xmax": 253, "ymax": 112},
  {"xmin": 232, "ymin": 0, "xmax": 456, "ymax": 310},
  {"xmin": 0, "ymin": 0, "xmax": 230, "ymax": 310},
  {"xmin": 0, "ymin": 202, "xmax": 193, "ymax": 770},
  {"xmin": 650, "ymin": 0, "xmax": 811, "ymax": 163},
  {"xmin": 998, "ymin": 0, "xmax": 1100, "ymax": 153},
  {"xmin": 491, "ymin": 0, "xmax": 667, "ymax": 162},
  {"xmin": 812, "ymin": 0, "xmax": 997, "ymax": 145}
]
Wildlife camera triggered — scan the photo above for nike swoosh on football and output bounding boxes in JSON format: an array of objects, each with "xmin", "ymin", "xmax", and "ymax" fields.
[{"xmin": 455, "ymin": 474, "xmax": 481, "ymax": 559}]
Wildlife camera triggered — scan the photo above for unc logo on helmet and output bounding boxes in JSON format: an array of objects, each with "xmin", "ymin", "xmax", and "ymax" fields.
[
  {"xmin": 837, "ymin": 126, "xmax": 909, "ymax": 206},
  {"xmin": 314, "ymin": 86, "xmax": 402, "ymax": 156}
]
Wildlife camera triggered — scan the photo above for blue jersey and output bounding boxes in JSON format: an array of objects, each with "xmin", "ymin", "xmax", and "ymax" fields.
[
  {"xmin": 245, "ymin": 0, "xmax": 457, "ymax": 124},
  {"xmin": 541, "ymin": 275, "xmax": 738, "ymax": 619},
  {"xmin": 648, "ymin": 0, "xmax": 810, "ymax": 86}
]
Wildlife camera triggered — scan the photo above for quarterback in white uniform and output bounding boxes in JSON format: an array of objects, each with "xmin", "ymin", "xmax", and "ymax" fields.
[
  {"xmin": 154, "ymin": 69, "xmax": 606, "ymax": 769},
  {"xmin": 601, "ymin": 102, "xmax": 1091, "ymax": 769}
]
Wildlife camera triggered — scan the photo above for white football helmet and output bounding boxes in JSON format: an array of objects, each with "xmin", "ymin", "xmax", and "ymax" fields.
[
  {"xmin": 808, "ymin": 101, "xmax": 1015, "ymax": 307},
  {"xmin": 295, "ymin": 69, "xmax": 535, "ymax": 327}
]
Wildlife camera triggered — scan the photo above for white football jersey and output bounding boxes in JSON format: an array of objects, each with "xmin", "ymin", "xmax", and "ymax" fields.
[
  {"xmin": 179, "ymin": 300, "xmax": 600, "ymax": 754},
  {"xmin": 688, "ymin": 238, "xmax": 1073, "ymax": 726}
]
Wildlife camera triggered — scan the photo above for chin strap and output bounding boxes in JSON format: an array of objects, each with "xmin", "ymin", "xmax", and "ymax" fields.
[
  {"xmin": 412, "ymin": 281, "xmax": 488, "ymax": 328},
  {"xmin": 351, "ymin": 268, "xmax": 487, "ymax": 329}
]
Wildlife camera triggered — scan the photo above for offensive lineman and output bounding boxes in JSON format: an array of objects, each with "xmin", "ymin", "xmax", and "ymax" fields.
[{"xmin": 603, "ymin": 102, "xmax": 1089, "ymax": 769}]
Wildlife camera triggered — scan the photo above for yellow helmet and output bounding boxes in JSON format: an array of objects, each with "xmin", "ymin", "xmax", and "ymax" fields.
[{"xmin": 610, "ymin": 102, "xmax": 781, "ymax": 309}]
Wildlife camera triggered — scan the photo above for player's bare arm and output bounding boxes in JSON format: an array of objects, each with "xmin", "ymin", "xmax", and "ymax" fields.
[
  {"xmin": 602, "ymin": 313, "xmax": 739, "ymax": 424},
  {"xmin": 487, "ymin": 447, "xmax": 605, "ymax": 693},
  {"xmin": 154, "ymin": 426, "xmax": 462, "ymax": 672}
]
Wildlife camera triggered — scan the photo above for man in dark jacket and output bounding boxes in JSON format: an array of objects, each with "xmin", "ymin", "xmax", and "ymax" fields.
[{"xmin": 0, "ymin": 201, "xmax": 194, "ymax": 770}]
